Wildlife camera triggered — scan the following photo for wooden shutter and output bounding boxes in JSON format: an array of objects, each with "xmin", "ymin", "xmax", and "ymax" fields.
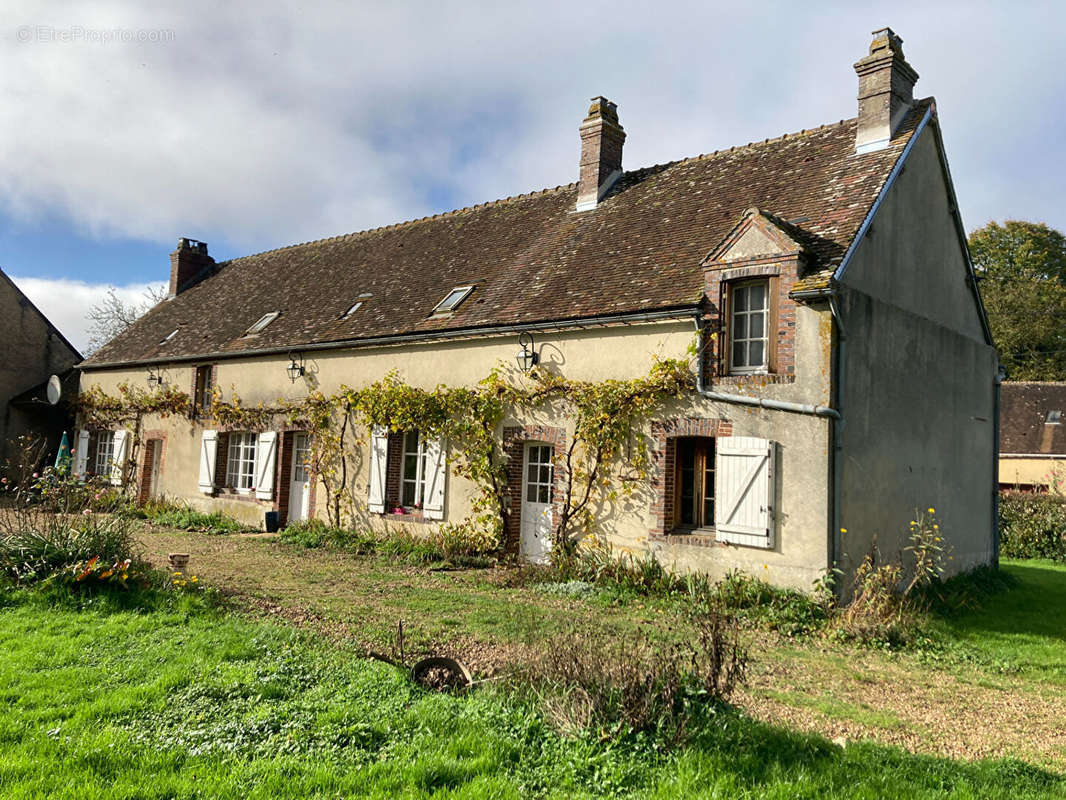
[
  {"xmin": 74, "ymin": 430, "xmax": 90, "ymax": 478},
  {"xmin": 423, "ymin": 437, "xmax": 447, "ymax": 520},
  {"xmin": 255, "ymin": 431, "xmax": 278, "ymax": 500},
  {"xmin": 198, "ymin": 430, "xmax": 218, "ymax": 494},
  {"xmin": 368, "ymin": 426, "xmax": 388, "ymax": 513},
  {"xmin": 110, "ymin": 430, "xmax": 130, "ymax": 486},
  {"xmin": 714, "ymin": 436, "xmax": 774, "ymax": 548}
]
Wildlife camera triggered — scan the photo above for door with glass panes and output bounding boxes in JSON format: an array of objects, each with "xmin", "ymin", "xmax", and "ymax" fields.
[
  {"xmin": 675, "ymin": 438, "xmax": 715, "ymax": 529},
  {"xmin": 288, "ymin": 433, "xmax": 312, "ymax": 523},
  {"xmin": 520, "ymin": 443, "xmax": 554, "ymax": 563}
]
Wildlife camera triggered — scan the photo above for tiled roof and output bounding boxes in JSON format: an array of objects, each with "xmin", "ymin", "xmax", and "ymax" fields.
[
  {"xmin": 84, "ymin": 100, "xmax": 933, "ymax": 367},
  {"xmin": 1000, "ymin": 382, "xmax": 1066, "ymax": 456}
]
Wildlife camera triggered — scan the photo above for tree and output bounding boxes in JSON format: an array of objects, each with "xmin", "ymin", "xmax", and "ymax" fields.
[
  {"xmin": 969, "ymin": 220, "xmax": 1066, "ymax": 380},
  {"xmin": 84, "ymin": 285, "xmax": 168, "ymax": 356}
]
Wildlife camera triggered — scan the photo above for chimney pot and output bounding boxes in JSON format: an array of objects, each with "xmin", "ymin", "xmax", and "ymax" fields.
[
  {"xmin": 854, "ymin": 27, "xmax": 919, "ymax": 153},
  {"xmin": 169, "ymin": 238, "xmax": 214, "ymax": 297},
  {"xmin": 576, "ymin": 96, "xmax": 625, "ymax": 211}
]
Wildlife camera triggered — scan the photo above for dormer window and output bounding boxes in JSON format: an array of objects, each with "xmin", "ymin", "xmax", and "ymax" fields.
[
  {"xmin": 245, "ymin": 311, "xmax": 279, "ymax": 335},
  {"xmin": 159, "ymin": 329, "xmax": 179, "ymax": 345},
  {"xmin": 1048, "ymin": 411, "xmax": 1062, "ymax": 425},
  {"xmin": 431, "ymin": 286, "xmax": 474, "ymax": 315},
  {"xmin": 341, "ymin": 301, "xmax": 362, "ymax": 319}
]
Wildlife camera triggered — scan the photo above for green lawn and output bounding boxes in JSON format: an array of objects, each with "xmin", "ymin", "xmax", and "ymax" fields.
[
  {"xmin": 0, "ymin": 584, "xmax": 1062, "ymax": 799},
  {"xmin": 929, "ymin": 559, "xmax": 1066, "ymax": 683}
]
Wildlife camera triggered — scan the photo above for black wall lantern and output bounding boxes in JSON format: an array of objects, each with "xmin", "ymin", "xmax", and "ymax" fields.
[
  {"xmin": 516, "ymin": 332, "xmax": 539, "ymax": 372},
  {"xmin": 286, "ymin": 352, "xmax": 305, "ymax": 383},
  {"xmin": 146, "ymin": 366, "xmax": 162, "ymax": 388}
]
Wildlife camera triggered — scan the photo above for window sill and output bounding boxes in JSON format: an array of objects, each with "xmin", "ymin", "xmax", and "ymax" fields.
[
  {"xmin": 650, "ymin": 529, "xmax": 721, "ymax": 547},
  {"xmin": 714, "ymin": 373, "xmax": 795, "ymax": 387},
  {"xmin": 214, "ymin": 489, "xmax": 265, "ymax": 503},
  {"xmin": 382, "ymin": 507, "xmax": 433, "ymax": 523}
]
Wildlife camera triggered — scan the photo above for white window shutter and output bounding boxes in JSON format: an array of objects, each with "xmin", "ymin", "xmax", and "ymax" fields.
[
  {"xmin": 198, "ymin": 430, "xmax": 218, "ymax": 495},
  {"xmin": 368, "ymin": 426, "xmax": 388, "ymax": 513},
  {"xmin": 715, "ymin": 436, "xmax": 774, "ymax": 548},
  {"xmin": 255, "ymin": 431, "xmax": 278, "ymax": 500},
  {"xmin": 423, "ymin": 437, "xmax": 447, "ymax": 520},
  {"xmin": 110, "ymin": 430, "xmax": 129, "ymax": 486},
  {"xmin": 74, "ymin": 430, "xmax": 90, "ymax": 478}
]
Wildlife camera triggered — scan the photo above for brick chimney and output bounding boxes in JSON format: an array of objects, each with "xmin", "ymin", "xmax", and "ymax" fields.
[
  {"xmin": 576, "ymin": 96, "xmax": 625, "ymax": 211},
  {"xmin": 169, "ymin": 238, "xmax": 214, "ymax": 297},
  {"xmin": 854, "ymin": 28, "xmax": 919, "ymax": 153}
]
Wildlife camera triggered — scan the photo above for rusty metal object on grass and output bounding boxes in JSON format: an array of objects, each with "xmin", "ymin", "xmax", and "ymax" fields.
[{"xmin": 411, "ymin": 657, "xmax": 473, "ymax": 691}]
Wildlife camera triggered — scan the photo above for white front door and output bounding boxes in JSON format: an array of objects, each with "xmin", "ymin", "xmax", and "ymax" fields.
[
  {"xmin": 520, "ymin": 443, "xmax": 554, "ymax": 563},
  {"xmin": 148, "ymin": 439, "xmax": 163, "ymax": 499},
  {"xmin": 288, "ymin": 433, "xmax": 311, "ymax": 523}
]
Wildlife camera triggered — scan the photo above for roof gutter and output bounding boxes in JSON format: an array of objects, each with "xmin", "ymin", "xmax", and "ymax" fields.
[{"xmin": 80, "ymin": 306, "xmax": 701, "ymax": 371}]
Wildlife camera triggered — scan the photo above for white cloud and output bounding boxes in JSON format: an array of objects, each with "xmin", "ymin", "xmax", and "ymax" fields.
[
  {"xmin": 8, "ymin": 275, "xmax": 166, "ymax": 354},
  {"xmin": 0, "ymin": 0, "xmax": 1064, "ymax": 259}
]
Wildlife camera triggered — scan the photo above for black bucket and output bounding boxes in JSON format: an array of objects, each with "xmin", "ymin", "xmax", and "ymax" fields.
[{"xmin": 264, "ymin": 510, "xmax": 280, "ymax": 533}]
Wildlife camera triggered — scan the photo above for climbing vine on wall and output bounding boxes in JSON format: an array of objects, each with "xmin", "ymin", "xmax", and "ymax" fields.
[{"xmin": 75, "ymin": 357, "xmax": 695, "ymax": 549}]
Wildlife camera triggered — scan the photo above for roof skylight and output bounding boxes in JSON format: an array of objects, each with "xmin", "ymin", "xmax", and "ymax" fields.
[
  {"xmin": 341, "ymin": 301, "xmax": 363, "ymax": 319},
  {"xmin": 159, "ymin": 329, "xmax": 179, "ymax": 344},
  {"xmin": 431, "ymin": 286, "xmax": 474, "ymax": 315},
  {"xmin": 245, "ymin": 311, "xmax": 280, "ymax": 335},
  {"xmin": 1048, "ymin": 410, "xmax": 1061, "ymax": 425}
]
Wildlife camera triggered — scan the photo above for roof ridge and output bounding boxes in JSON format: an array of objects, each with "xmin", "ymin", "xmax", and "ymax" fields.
[{"xmin": 227, "ymin": 181, "xmax": 579, "ymax": 264}]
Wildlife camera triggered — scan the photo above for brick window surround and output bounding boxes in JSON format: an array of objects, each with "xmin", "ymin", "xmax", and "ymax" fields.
[
  {"xmin": 502, "ymin": 425, "xmax": 566, "ymax": 555},
  {"xmin": 703, "ymin": 257, "xmax": 801, "ymax": 384},
  {"xmin": 648, "ymin": 417, "xmax": 733, "ymax": 540}
]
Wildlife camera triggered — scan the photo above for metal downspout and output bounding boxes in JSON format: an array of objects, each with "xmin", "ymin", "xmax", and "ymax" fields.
[
  {"xmin": 828, "ymin": 293, "xmax": 847, "ymax": 583},
  {"xmin": 992, "ymin": 365, "xmax": 1004, "ymax": 568}
]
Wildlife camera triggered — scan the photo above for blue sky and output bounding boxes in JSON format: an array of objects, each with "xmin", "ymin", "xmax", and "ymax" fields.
[{"xmin": 2, "ymin": 0, "xmax": 1065, "ymax": 350}]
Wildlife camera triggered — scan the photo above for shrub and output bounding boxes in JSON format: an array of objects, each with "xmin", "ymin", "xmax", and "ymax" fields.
[
  {"xmin": 999, "ymin": 491, "xmax": 1066, "ymax": 561},
  {"xmin": 518, "ymin": 605, "xmax": 747, "ymax": 739},
  {"xmin": 0, "ymin": 502, "xmax": 143, "ymax": 585}
]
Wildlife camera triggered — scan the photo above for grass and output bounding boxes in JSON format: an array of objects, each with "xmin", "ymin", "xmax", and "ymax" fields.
[
  {"xmin": 0, "ymin": 584, "xmax": 1060, "ymax": 799},
  {"xmin": 924, "ymin": 559, "xmax": 1066, "ymax": 683}
]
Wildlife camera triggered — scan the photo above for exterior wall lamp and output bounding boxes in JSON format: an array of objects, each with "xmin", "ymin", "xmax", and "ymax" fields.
[
  {"xmin": 516, "ymin": 332, "xmax": 539, "ymax": 372},
  {"xmin": 286, "ymin": 352, "xmax": 306, "ymax": 383},
  {"xmin": 146, "ymin": 367, "xmax": 162, "ymax": 388}
]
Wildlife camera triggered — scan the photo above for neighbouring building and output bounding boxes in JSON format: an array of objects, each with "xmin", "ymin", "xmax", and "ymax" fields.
[
  {"xmin": 999, "ymin": 382, "xmax": 1066, "ymax": 492},
  {"xmin": 0, "ymin": 269, "xmax": 82, "ymax": 473},
  {"xmin": 75, "ymin": 28, "xmax": 998, "ymax": 591}
]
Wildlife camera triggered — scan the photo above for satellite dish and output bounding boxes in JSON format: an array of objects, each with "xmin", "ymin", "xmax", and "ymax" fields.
[{"xmin": 46, "ymin": 375, "xmax": 62, "ymax": 405}]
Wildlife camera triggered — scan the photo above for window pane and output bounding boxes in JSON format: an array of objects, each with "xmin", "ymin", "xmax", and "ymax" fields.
[
  {"xmin": 749, "ymin": 312, "xmax": 764, "ymax": 339},
  {"xmin": 405, "ymin": 454, "xmax": 418, "ymax": 479},
  {"xmin": 527, "ymin": 484, "xmax": 538, "ymax": 503},
  {"xmin": 749, "ymin": 341, "xmax": 765, "ymax": 367},
  {"xmin": 540, "ymin": 446, "xmax": 552, "ymax": 463},
  {"xmin": 749, "ymin": 283, "xmax": 766, "ymax": 309},
  {"xmin": 404, "ymin": 430, "xmax": 419, "ymax": 451},
  {"xmin": 734, "ymin": 285, "xmax": 749, "ymax": 312},
  {"xmin": 732, "ymin": 341, "xmax": 747, "ymax": 367},
  {"xmin": 528, "ymin": 463, "xmax": 538, "ymax": 482},
  {"xmin": 539, "ymin": 485, "xmax": 550, "ymax": 504},
  {"xmin": 733, "ymin": 313, "xmax": 748, "ymax": 341},
  {"xmin": 539, "ymin": 465, "xmax": 550, "ymax": 483},
  {"xmin": 403, "ymin": 482, "xmax": 416, "ymax": 506}
]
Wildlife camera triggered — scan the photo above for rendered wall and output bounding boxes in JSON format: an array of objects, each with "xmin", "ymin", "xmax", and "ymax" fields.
[
  {"xmin": 80, "ymin": 305, "xmax": 835, "ymax": 591},
  {"xmin": 0, "ymin": 273, "xmax": 80, "ymax": 470},
  {"xmin": 837, "ymin": 124, "xmax": 997, "ymax": 579}
]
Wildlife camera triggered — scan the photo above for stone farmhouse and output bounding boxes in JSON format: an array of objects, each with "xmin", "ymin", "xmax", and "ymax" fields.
[{"xmin": 76, "ymin": 29, "xmax": 998, "ymax": 590}]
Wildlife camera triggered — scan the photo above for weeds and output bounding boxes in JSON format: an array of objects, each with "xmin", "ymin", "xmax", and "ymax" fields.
[
  {"xmin": 517, "ymin": 604, "xmax": 747, "ymax": 739},
  {"xmin": 120, "ymin": 497, "xmax": 251, "ymax": 534},
  {"xmin": 279, "ymin": 518, "xmax": 496, "ymax": 567}
]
